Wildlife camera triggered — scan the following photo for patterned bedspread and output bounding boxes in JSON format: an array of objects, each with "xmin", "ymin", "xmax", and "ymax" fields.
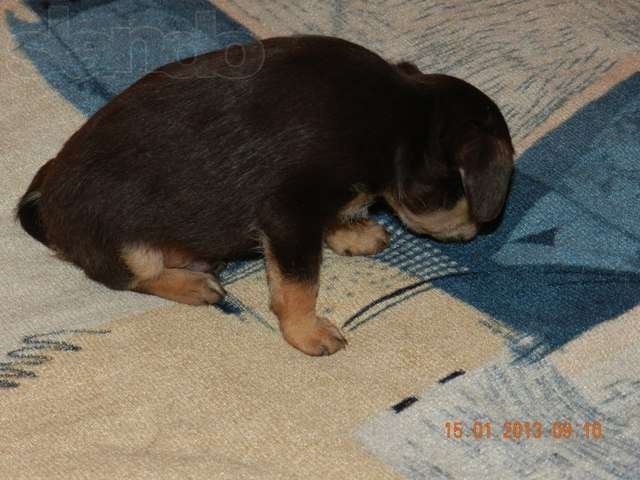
[{"xmin": 1, "ymin": 1, "xmax": 639, "ymax": 478}]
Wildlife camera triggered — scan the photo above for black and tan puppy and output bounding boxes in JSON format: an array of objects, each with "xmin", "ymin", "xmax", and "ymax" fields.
[{"xmin": 17, "ymin": 35, "xmax": 514, "ymax": 356}]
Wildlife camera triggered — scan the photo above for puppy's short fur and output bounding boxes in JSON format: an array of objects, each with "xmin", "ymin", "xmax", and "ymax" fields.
[{"xmin": 17, "ymin": 35, "xmax": 514, "ymax": 356}]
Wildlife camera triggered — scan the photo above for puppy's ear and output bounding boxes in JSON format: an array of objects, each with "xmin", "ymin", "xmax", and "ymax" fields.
[
  {"xmin": 396, "ymin": 61, "xmax": 421, "ymax": 76},
  {"xmin": 459, "ymin": 135, "xmax": 514, "ymax": 223}
]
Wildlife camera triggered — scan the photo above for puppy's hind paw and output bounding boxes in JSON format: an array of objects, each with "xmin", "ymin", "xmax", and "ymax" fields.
[
  {"xmin": 178, "ymin": 272, "xmax": 226, "ymax": 306},
  {"xmin": 136, "ymin": 270, "xmax": 226, "ymax": 306}
]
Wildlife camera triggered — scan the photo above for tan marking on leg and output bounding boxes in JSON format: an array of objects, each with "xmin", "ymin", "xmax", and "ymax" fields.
[
  {"xmin": 263, "ymin": 240, "xmax": 346, "ymax": 356},
  {"xmin": 162, "ymin": 247, "xmax": 195, "ymax": 269},
  {"xmin": 121, "ymin": 243, "xmax": 164, "ymax": 284},
  {"xmin": 326, "ymin": 220, "xmax": 390, "ymax": 256},
  {"xmin": 122, "ymin": 243, "xmax": 224, "ymax": 305}
]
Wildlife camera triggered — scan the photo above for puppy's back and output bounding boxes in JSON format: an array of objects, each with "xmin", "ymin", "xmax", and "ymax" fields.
[{"xmin": 24, "ymin": 36, "xmax": 416, "ymax": 264}]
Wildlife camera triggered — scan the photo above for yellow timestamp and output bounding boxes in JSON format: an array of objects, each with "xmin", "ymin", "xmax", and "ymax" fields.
[{"xmin": 444, "ymin": 420, "xmax": 604, "ymax": 440}]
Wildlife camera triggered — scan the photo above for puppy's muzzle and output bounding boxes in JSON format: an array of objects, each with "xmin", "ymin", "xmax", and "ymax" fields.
[
  {"xmin": 424, "ymin": 222, "xmax": 478, "ymax": 243},
  {"xmin": 388, "ymin": 196, "xmax": 479, "ymax": 243}
]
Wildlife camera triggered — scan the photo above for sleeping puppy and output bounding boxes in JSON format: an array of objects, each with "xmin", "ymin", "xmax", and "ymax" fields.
[{"xmin": 17, "ymin": 35, "xmax": 514, "ymax": 356}]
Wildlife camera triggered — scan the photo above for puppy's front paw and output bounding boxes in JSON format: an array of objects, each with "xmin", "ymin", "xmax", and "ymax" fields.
[
  {"xmin": 282, "ymin": 315, "xmax": 347, "ymax": 356},
  {"xmin": 326, "ymin": 220, "xmax": 390, "ymax": 256}
]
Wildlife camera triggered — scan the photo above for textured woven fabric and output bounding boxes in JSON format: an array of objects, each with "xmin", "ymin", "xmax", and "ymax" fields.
[{"xmin": 1, "ymin": 1, "xmax": 639, "ymax": 478}]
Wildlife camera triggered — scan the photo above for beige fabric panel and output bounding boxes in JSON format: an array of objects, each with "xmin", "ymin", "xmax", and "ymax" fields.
[{"xmin": 0, "ymin": 283, "xmax": 504, "ymax": 479}]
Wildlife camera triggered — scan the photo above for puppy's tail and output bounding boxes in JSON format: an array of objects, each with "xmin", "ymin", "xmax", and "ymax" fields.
[{"xmin": 16, "ymin": 162, "xmax": 50, "ymax": 246}]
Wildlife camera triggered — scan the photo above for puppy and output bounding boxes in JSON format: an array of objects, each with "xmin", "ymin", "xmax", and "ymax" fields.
[{"xmin": 17, "ymin": 35, "xmax": 514, "ymax": 356}]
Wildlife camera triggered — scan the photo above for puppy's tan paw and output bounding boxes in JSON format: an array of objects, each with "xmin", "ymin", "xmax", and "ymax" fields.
[
  {"xmin": 137, "ymin": 270, "xmax": 226, "ymax": 306},
  {"xmin": 326, "ymin": 220, "xmax": 390, "ymax": 256},
  {"xmin": 282, "ymin": 316, "xmax": 347, "ymax": 356},
  {"xmin": 174, "ymin": 272, "xmax": 226, "ymax": 305}
]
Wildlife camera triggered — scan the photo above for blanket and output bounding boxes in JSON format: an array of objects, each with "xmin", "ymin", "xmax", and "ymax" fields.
[{"xmin": 1, "ymin": 1, "xmax": 639, "ymax": 478}]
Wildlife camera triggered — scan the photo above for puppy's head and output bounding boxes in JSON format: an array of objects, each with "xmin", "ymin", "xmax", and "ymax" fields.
[{"xmin": 385, "ymin": 64, "xmax": 514, "ymax": 242}]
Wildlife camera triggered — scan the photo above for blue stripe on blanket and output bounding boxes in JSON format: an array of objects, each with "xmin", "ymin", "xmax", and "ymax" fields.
[{"xmin": 7, "ymin": 0, "xmax": 253, "ymax": 115}]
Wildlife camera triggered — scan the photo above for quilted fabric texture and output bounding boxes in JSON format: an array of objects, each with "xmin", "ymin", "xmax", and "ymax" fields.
[{"xmin": 1, "ymin": 1, "xmax": 639, "ymax": 478}]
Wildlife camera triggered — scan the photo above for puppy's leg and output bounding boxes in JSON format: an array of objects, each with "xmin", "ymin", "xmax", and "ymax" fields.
[
  {"xmin": 326, "ymin": 219, "xmax": 390, "ymax": 256},
  {"xmin": 263, "ymin": 233, "xmax": 346, "ymax": 356},
  {"xmin": 122, "ymin": 244, "xmax": 225, "ymax": 305},
  {"xmin": 162, "ymin": 247, "xmax": 225, "ymax": 274}
]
